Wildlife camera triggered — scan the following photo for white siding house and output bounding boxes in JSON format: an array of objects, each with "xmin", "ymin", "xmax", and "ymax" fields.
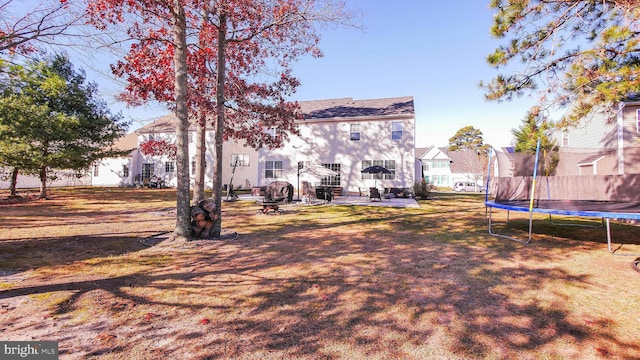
[
  {"xmin": 90, "ymin": 132, "xmax": 140, "ymax": 187},
  {"xmin": 416, "ymin": 147, "xmax": 485, "ymax": 188},
  {"xmin": 128, "ymin": 96, "xmax": 416, "ymax": 195}
]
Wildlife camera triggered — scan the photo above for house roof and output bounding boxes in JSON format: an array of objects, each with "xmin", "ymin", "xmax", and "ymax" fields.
[
  {"xmin": 135, "ymin": 115, "xmax": 178, "ymax": 134},
  {"xmin": 298, "ymin": 96, "xmax": 415, "ymax": 120},
  {"xmin": 576, "ymin": 152, "xmax": 610, "ymax": 166},
  {"xmin": 111, "ymin": 132, "xmax": 138, "ymax": 154},
  {"xmin": 443, "ymin": 148, "xmax": 483, "ymax": 173},
  {"xmin": 414, "ymin": 147, "xmax": 432, "ymax": 159},
  {"xmin": 135, "ymin": 96, "xmax": 415, "ymax": 134}
]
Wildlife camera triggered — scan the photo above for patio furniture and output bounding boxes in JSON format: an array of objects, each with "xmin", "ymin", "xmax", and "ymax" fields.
[{"xmin": 370, "ymin": 187, "xmax": 382, "ymax": 201}]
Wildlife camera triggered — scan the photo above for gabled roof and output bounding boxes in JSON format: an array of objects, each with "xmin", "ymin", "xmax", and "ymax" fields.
[
  {"xmin": 135, "ymin": 96, "xmax": 415, "ymax": 134},
  {"xmin": 576, "ymin": 152, "xmax": 610, "ymax": 166},
  {"xmin": 414, "ymin": 146, "xmax": 432, "ymax": 159},
  {"xmin": 299, "ymin": 96, "xmax": 415, "ymax": 120},
  {"xmin": 135, "ymin": 115, "xmax": 179, "ymax": 134},
  {"xmin": 110, "ymin": 132, "xmax": 138, "ymax": 155},
  {"xmin": 418, "ymin": 146, "xmax": 450, "ymax": 161}
]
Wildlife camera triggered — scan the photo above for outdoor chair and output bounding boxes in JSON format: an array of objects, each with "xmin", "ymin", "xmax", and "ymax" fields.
[
  {"xmin": 302, "ymin": 181, "xmax": 318, "ymax": 204},
  {"xmin": 369, "ymin": 187, "xmax": 382, "ymax": 201}
]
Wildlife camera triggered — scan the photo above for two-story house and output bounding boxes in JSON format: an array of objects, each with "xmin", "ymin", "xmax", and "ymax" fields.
[
  {"xmin": 415, "ymin": 146, "xmax": 485, "ymax": 188},
  {"xmin": 90, "ymin": 96, "xmax": 416, "ymax": 196},
  {"xmin": 550, "ymin": 96, "xmax": 640, "ymax": 176}
]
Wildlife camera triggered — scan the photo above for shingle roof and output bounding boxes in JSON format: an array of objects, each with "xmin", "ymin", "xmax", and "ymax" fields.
[
  {"xmin": 111, "ymin": 132, "xmax": 138, "ymax": 154},
  {"xmin": 443, "ymin": 148, "xmax": 483, "ymax": 173},
  {"xmin": 135, "ymin": 96, "xmax": 415, "ymax": 134},
  {"xmin": 298, "ymin": 96, "xmax": 415, "ymax": 120},
  {"xmin": 414, "ymin": 147, "xmax": 431, "ymax": 159},
  {"xmin": 135, "ymin": 115, "xmax": 179, "ymax": 134}
]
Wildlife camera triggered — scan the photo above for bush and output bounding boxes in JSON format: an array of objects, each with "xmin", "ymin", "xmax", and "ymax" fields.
[{"xmin": 413, "ymin": 178, "xmax": 435, "ymax": 199}]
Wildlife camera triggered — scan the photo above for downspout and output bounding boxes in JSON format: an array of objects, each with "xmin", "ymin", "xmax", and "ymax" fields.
[{"xmin": 617, "ymin": 102, "xmax": 625, "ymax": 175}]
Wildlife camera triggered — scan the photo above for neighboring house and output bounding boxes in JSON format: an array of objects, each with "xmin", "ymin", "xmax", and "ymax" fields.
[
  {"xmin": 415, "ymin": 146, "xmax": 485, "ymax": 188},
  {"xmin": 126, "ymin": 96, "xmax": 416, "ymax": 195},
  {"xmin": 415, "ymin": 146, "xmax": 451, "ymax": 187},
  {"xmin": 548, "ymin": 96, "xmax": 640, "ymax": 176},
  {"xmin": 90, "ymin": 132, "xmax": 140, "ymax": 187},
  {"xmin": 0, "ymin": 169, "xmax": 91, "ymax": 190}
]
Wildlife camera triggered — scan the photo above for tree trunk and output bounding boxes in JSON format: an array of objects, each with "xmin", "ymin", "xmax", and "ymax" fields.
[
  {"xmin": 9, "ymin": 167, "xmax": 18, "ymax": 197},
  {"xmin": 172, "ymin": 0, "xmax": 192, "ymax": 241},
  {"xmin": 193, "ymin": 114, "xmax": 206, "ymax": 203},
  {"xmin": 211, "ymin": 11, "xmax": 227, "ymax": 238},
  {"xmin": 38, "ymin": 166, "xmax": 48, "ymax": 199}
]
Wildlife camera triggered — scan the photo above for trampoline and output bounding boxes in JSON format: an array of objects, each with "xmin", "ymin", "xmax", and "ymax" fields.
[
  {"xmin": 484, "ymin": 140, "xmax": 640, "ymax": 256},
  {"xmin": 485, "ymin": 199, "xmax": 640, "ymax": 255}
]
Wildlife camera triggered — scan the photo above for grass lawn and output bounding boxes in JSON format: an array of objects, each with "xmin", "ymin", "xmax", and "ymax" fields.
[{"xmin": 1, "ymin": 187, "xmax": 639, "ymax": 359}]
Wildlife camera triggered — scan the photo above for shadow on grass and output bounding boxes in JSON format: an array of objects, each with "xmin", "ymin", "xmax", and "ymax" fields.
[{"xmin": 1, "ymin": 189, "xmax": 639, "ymax": 358}]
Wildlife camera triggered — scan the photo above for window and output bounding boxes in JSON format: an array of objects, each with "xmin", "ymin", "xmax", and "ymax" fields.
[
  {"xmin": 385, "ymin": 160, "xmax": 396, "ymax": 180},
  {"xmin": 636, "ymin": 109, "xmax": 640, "ymax": 133},
  {"xmin": 231, "ymin": 154, "xmax": 250, "ymax": 166},
  {"xmin": 422, "ymin": 163, "xmax": 429, "ymax": 172},
  {"xmin": 562, "ymin": 131, "xmax": 569, "ymax": 146},
  {"xmin": 321, "ymin": 163, "xmax": 341, "ymax": 186},
  {"xmin": 148, "ymin": 133, "xmax": 155, "ymax": 141},
  {"xmin": 190, "ymin": 160, "xmax": 206, "ymax": 173},
  {"xmin": 391, "ymin": 122, "xmax": 403, "ymax": 140},
  {"xmin": 93, "ymin": 165, "xmax": 99, "ymax": 177},
  {"xmin": 350, "ymin": 123, "xmax": 361, "ymax": 141},
  {"xmin": 123, "ymin": 165, "xmax": 129, "ymax": 177},
  {"xmin": 142, "ymin": 163, "xmax": 154, "ymax": 182},
  {"xmin": 165, "ymin": 161, "xmax": 175, "ymax": 173},
  {"xmin": 265, "ymin": 160, "xmax": 283, "ymax": 178},
  {"xmin": 298, "ymin": 160, "xmax": 310, "ymax": 170},
  {"xmin": 361, "ymin": 160, "xmax": 396, "ymax": 180}
]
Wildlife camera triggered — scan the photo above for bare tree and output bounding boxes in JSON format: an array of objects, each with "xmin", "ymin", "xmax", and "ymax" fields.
[{"xmin": 0, "ymin": 0, "xmax": 87, "ymax": 54}]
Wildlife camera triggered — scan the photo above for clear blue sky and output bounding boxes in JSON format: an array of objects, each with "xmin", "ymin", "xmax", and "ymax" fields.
[{"xmin": 90, "ymin": 1, "xmax": 539, "ymax": 149}]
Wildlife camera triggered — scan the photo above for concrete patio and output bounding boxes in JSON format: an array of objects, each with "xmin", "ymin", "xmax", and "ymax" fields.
[{"xmin": 239, "ymin": 194, "xmax": 420, "ymax": 209}]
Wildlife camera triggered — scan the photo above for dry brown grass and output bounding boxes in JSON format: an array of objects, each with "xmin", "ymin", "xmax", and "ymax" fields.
[{"xmin": 1, "ymin": 187, "xmax": 640, "ymax": 359}]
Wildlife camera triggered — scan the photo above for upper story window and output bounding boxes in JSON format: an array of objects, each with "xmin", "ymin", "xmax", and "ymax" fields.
[
  {"xmin": 265, "ymin": 160, "xmax": 283, "ymax": 178},
  {"xmin": 350, "ymin": 123, "xmax": 361, "ymax": 141},
  {"xmin": 391, "ymin": 122, "xmax": 403, "ymax": 140},
  {"xmin": 148, "ymin": 133, "xmax": 155, "ymax": 141},
  {"xmin": 265, "ymin": 127, "xmax": 282, "ymax": 142},
  {"xmin": 562, "ymin": 131, "xmax": 569, "ymax": 146},
  {"xmin": 231, "ymin": 154, "xmax": 250, "ymax": 166}
]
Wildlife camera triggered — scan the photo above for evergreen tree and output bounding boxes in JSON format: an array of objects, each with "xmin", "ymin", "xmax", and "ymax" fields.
[
  {"xmin": 0, "ymin": 54, "xmax": 129, "ymax": 199},
  {"xmin": 511, "ymin": 110, "xmax": 557, "ymax": 154},
  {"xmin": 482, "ymin": 1, "xmax": 640, "ymax": 126},
  {"xmin": 448, "ymin": 126, "xmax": 491, "ymax": 155}
]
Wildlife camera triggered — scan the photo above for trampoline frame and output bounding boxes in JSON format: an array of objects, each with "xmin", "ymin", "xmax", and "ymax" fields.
[
  {"xmin": 485, "ymin": 199, "xmax": 640, "ymax": 256},
  {"xmin": 484, "ymin": 142, "xmax": 640, "ymax": 256}
]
